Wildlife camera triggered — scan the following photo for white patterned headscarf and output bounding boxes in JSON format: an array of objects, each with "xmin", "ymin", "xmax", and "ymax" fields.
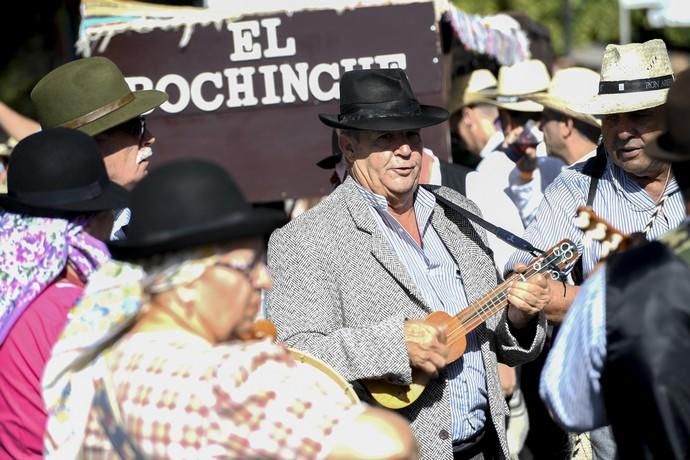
[{"xmin": 42, "ymin": 245, "xmax": 227, "ymax": 458}]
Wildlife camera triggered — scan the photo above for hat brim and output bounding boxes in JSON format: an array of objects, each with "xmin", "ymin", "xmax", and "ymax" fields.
[
  {"xmin": 568, "ymin": 89, "xmax": 668, "ymax": 116},
  {"xmin": 316, "ymin": 153, "xmax": 342, "ymax": 169},
  {"xmin": 528, "ymin": 94, "xmax": 601, "ymax": 127},
  {"xmin": 108, "ymin": 208, "xmax": 286, "ymax": 259},
  {"xmin": 318, "ymin": 105, "xmax": 449, "ymax": 131},
  {"xmin": 491, "ymin": 99, "xmax": 544, "ymax": 112},
  {"xmin": 646, "ymin": 131, "xmax": 690, "ymax": 163},
  {"xmin": 0, "ymin": 180, "xmax": 129, "ymax": 216},
  {"xmin": 77, "ymin": 90, "xmax": 168, "ymax": 136}
]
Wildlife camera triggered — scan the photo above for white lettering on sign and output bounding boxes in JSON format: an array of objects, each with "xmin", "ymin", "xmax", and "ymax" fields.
[
  {"xmin": 223, "ymin": 67, "xmax": 258, "ymax": 107},
  {"xmin": 156, "ymin": 74, "xmax": 191, "ymax": 113},
  {"xmin": 309, "ymin": 63, "xmax": 340, "ymax": 101},
  {"xmin": 261, "ymin": 18, "xmax": 296, "ymax": 59},
  {"xmin": 190, "ymin": 71, "xmax": 224, "ymax": 111},
  {"xmin": 227, "ymin": 21, "xmax": 261, "ymax": 62},
  {"xmin": 136, "ymin": 52, "xmax": 410, "ymax": 113},
  {"xmin": 228, "ymin": 18, "xmax": 297, "ymax": 62}
]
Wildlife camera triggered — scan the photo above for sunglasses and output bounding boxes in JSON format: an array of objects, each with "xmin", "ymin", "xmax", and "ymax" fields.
[{"xmin": 105, "ymin": 116, "xmax": 147, "ymax": 145}]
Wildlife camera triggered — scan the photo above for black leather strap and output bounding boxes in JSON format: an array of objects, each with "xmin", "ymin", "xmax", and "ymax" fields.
[{"xmin": 424, "ymin": 185, "xmax": 547, "ymax": 257}]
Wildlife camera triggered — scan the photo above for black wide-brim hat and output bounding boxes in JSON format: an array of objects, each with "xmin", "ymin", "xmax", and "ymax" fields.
[
  {"xmin": 0, "ymin": 128, "xmax": 129, "ymax": 216},
  {"xmin": 108, "ymin": 160, "xmax": 286, "ymax": 259},
  {"xmin": 319, "ymin": 69, "xmax": 449, "ymax": 131},
  {"xmin": 647, "ymin": 68, "xmax": 690, "ymax": 163}
]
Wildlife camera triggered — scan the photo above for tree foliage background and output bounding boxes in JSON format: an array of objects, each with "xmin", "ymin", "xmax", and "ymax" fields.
[{"xmin": 452, "ymin": 0, "xmax": 690, "ymax": 56}]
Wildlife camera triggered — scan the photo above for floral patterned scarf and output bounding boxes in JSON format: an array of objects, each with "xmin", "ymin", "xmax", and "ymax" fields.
[{"xmin": 0, "ymin": 211, "xmax": 110, "ymax": 344}]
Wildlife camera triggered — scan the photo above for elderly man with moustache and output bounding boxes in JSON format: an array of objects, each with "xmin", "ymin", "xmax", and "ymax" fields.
[
  {"xmin": 31, "ymin": 57, "xmax": 167, "ymax": 239},
  {"xmin": 267, "ymin": 68, "xmax": 550, "ymax": 460}
]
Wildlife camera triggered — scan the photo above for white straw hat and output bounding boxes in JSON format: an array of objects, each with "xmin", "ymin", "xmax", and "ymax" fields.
[
  {"xmin": 527, "ymin": 67, "xmax": 601, "ymax": 127},
  {"xmin": 569, "ymin": 39, "xmax": 674, "ymax": 116},
  {"xmin": 491, "ymin": 59, "xmax": 550, "ymax": 112},
  {"xmin": 448, "ymin": 69, "xmax": 498, "ymax": 115}
]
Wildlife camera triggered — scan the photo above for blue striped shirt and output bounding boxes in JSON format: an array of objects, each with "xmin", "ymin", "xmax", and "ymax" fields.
[
  {"xmin": 539, "ymin": 266, "xmax": 608, "ymax": 431},
  {"xmin": 353, "ymin": 181, "xmax": 488, "ymax": 442},
  {"xmin": 506, "ymin": 158, "xmax": 685, "ymax": 277}
]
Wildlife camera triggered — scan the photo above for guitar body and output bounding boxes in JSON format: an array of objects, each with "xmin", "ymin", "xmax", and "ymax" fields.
[
  {"xmin": 363, "ymin": 311, "xmax": 467, "ymax": 409},
  {"xmin": 425, "ymin": 310, "xmax": 467, "ymax": 362},
  {"xmin": 363, "ymin": 369, "xmax": 430, "ymax": 409}
]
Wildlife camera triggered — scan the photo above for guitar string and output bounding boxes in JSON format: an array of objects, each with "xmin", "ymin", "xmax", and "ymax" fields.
[
  {"xmin": 444, "ymin": 251, "xmax": 567, "ymax": 343},
  {"xmin": 448, "ymin": 251, "xmax": 565, "ymax": 337}
]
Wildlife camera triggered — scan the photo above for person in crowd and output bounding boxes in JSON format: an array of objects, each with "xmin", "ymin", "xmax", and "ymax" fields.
[
  {"xmin": 448, "ymin": 69, "xmax": 503, "ymax": 165},
  {"xmin": 42, "ymin": 159, "xmax": 419, "ymax": 460},
  {"xmin": 0, "ymin": 101, "xmax": 40, "ymax": 141},
  {"xmin": 527, "ymin": 67, "xmax": 601, "ymax": 166},
  {"xmin": 540, "ymin": 68, "xmax": 690, "ymax": 460},
  {"xmin": 266, "ymin": 68, "xmax": 550, "ymax": 460},
  {"xmin": 506, "ymin": 38, "xmax": 686, "ymax": 459},
  {"xmin": 479, "ymin": 59, "xmax": 565, "ymax": 227},
  {"xmin": 31, "ymin": 56, "xmax": 167, "ymax": 239},
  {"xmin": 0, "ymin": 128, "xmax": 129, "ymax": 458},
  {"xmin": 448, "ymin": 69, "xmax": 526, "ymax": 274}
]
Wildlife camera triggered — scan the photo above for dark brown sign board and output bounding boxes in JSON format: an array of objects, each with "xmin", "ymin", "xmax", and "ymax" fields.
[{"xmin": 94, "ymin": 2, "xmax": 447, "ymax": 202}]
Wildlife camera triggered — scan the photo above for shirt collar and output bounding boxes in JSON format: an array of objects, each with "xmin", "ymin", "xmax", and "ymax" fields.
[{"xmin": 351, "ymin": 179, "xmax": 437, "ymax": 231}]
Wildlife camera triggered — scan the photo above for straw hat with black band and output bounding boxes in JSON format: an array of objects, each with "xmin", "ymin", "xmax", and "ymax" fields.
[
  {"xmin": 569, "ymin": 39, "xmax": 674, "ymax": 116},
  {"xmin": 490, "ymin": 59, "xmax": 550, "ymax": 113},
  {"xmin": 31, "ymin": 57, "xmax": 167, "ymax": 136}
]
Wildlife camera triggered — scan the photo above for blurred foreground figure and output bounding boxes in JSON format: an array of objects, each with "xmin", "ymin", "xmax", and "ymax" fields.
[
  {"xmin": 42, "ymin": 159, "xmax": 418, "ymax": 460},
  {"xmin": 541, "ymin": 68, "xmax": 690, "ymax": 460},
  {"xmin": 0, "ymin": 128, "xmax": 128, "ymax": 458}
]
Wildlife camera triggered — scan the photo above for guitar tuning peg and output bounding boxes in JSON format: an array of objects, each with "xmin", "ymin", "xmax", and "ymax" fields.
[
  {"xmin": 609, "ymin": 233, "xmax": 623, "ymax": 249},
  {"xmin": 574, "ymin": 212, "xmax": 591, "ymax": 229},
  {"xmin": 590, "ymin": 223, "xmax": 607, "ymax": 241},
  {"xmin": 601, "ymin": 241, "xmax": 612, "ymax": 258}
]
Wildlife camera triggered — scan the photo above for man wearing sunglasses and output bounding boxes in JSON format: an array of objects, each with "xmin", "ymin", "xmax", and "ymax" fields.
[{"xmin": 31, "ymin": 57, "xmax": 168, "ymax": 239}]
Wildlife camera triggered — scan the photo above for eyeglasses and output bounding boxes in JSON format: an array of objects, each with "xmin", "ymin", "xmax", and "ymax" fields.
[{"xmin": 213, "ymin": 250, "xmax": 266, "ymax": 280}]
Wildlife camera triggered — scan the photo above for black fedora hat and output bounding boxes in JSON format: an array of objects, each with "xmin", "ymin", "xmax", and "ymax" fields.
[
  {"xmin": 0, "ymin": 128, "xmax": 129, "ymax": 216},
  {"xmin": 648, "ymin": 68, "xmax": 690, "ymax": 163},
  {"xmin": 319, "ymin": 68, "xmax": 449, "ymax": 131},
  {"xmin": 108, "ymin": 160, "xmax": 287, "ymax": 259}
]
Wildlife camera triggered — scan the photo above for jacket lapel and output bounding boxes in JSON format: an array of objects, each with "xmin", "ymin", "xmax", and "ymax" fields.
[{"xmin": 340, "ymin": 178, "xmax": 431, "ymax": 312}]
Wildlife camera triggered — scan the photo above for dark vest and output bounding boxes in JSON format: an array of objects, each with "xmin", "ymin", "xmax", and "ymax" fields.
[{"xmin": 602, "ymin": 221, "xmax": 690, "ymax": 460}]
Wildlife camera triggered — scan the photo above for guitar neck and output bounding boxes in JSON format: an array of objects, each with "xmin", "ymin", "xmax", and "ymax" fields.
[{"xmin": 455, "ymin": 266, "xmax": 543, "ymax": 334}]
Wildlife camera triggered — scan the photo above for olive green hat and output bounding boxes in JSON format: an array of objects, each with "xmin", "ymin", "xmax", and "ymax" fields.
[{"xmin": 31, "ymin": 57, "xmax": 167, "ymax": 136}]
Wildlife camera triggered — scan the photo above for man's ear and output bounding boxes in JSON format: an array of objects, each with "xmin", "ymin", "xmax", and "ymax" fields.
[
  {"xmin": 339, "ymin": 134, "xmax": 357, "ymax": 163},
  {"xmin": 562, "ymin": 117, "xmax": 575, "ymax": 138}
]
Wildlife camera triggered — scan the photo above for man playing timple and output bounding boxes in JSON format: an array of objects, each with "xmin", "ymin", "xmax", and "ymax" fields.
[
  {"xmin": 267, "ymin": 68, "xmax": 549, "ymax": 460},
  {"xmin": 505, "ymin": 39, "xmax": 687, "ymax": 458},
  {"xmin": 30, "ymin": 57, "xmax": 167, "ymax": 238}
]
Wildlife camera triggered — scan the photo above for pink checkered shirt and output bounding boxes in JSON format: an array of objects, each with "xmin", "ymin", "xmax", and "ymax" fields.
[{"xmin": 80, "ymin": 331, "xmax": 363, "ymax": 459}]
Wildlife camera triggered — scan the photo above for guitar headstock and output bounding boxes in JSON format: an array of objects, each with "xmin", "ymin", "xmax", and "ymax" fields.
[
  {"xmin": 574, "ymin": 206, "xmax": 631, "ymax": 258},
  {"xmin": 528, "ymin": 239, "xmax": 580, "ymax": 280}
]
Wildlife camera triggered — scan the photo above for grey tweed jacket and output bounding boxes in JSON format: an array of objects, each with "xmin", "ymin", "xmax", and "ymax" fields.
[{"xmin": 266, "ymin": 177, "xmax": 546, "ymax": 460}]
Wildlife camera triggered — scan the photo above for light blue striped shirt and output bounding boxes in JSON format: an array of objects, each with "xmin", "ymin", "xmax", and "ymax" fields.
[
  {"xmin": 353, "ymin": 181, "xmax": 488, "ymax": 442},
  {"xmin": 506, "ymin": 158, "xmax": 685, "ymax": 277},
  {"xmin": 539, "ymin": 266, "xmax": 607, "ymax": 431}
]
